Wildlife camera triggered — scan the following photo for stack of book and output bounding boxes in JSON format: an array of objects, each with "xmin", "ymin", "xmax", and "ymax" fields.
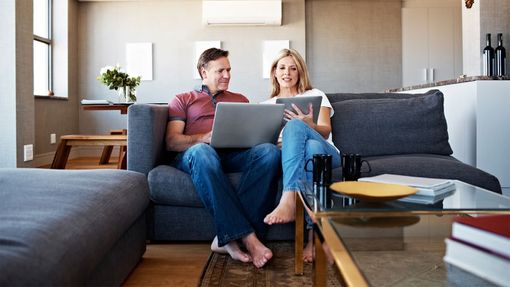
[
  {"xmin": 358, "ymin": 174, "xmax": 456, "ymax": 204},
  {"xmin": 443, "ymin": 214, "xmax": 510, "ymax": 286}
]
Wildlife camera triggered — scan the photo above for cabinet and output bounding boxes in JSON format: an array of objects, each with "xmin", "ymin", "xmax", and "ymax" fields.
[{"xmin": 402, "ymin": 7, "xmax": 462, "ymax": 87}]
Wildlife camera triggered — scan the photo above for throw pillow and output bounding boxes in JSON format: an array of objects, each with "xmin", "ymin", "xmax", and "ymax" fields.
[{"xmin": 331, "ymin": 90, "xmax": 453, "ymax": 156}]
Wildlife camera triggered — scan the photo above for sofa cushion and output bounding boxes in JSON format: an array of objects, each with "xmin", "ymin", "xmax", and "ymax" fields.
[
  {"xmin": 331, "ymin": 90, "xmax": 453, "ymax": 156},
  {"xmin": 327, "ymin": 90, "xmax": 429, "ymax": 104},
  {"xmin": 148, "ymin": 165, "xmax": 243, "ymax": 207}
]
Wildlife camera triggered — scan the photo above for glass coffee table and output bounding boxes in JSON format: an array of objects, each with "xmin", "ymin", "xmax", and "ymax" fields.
[{"xmin": 294, "ymin": 180, "xmax": 510, "ymax": 286}]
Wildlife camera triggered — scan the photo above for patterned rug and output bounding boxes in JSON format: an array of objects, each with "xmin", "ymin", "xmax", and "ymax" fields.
[{"xmin": 198, "ymin": 241, "xmax": 342, "ymax": 286}]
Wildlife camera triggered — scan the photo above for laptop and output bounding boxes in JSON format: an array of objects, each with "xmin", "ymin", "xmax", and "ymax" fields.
[
  {"xmin": 276, "ymin": 96, "xmax": 322, "ymax": 124},
  {"xmin": 210, "ymin": 102, "xmax": 285, "ymax": 148}
]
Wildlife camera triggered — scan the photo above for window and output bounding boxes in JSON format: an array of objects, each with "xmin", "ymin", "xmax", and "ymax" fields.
[{"xmin": 33, "ymin": 0, "xmax": 52, "ymax": 96}]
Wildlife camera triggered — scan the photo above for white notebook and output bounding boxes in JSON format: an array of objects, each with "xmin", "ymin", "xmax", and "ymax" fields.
[{"xmin": 358, "ymin": 174, "xmax": 454, "ymax": 195}]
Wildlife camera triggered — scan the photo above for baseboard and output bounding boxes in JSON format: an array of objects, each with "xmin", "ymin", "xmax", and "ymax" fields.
[{"xmin": 33, "ymin": 150, "xmax": 80, "ymax": 167}]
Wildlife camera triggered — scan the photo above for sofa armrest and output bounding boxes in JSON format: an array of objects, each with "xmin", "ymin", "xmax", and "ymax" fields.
[{"xmin": 127, "ymin": 104, "xmax": 169, "ymax": 176}]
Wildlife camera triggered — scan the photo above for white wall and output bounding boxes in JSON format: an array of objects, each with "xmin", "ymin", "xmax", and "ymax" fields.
[
  {"xmin": 0, "ymin": 0, "xmax": 35, "ymax": 168},
  {"xmin": 78, "ymin": 0, "xmax": 306, "ymax": 134},
  {"xmin": 0, "ymin": 0, "xmax": 17, "ymax": 167}
]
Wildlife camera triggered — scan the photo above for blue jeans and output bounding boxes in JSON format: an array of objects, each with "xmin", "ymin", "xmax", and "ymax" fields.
[
  {"xmin": 281, "ymin": 120, "xmax": 341, "ymax": 228},
  {"xmin": 173, "ymin": 143, "xmax": 280, "ymax": 247},
  {"xmin": 282, "ymin": 119, "xmax": 341, "ymax": 191}
]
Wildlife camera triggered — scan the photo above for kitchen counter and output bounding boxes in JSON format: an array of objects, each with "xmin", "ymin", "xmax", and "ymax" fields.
[{"xmin": 386, "ymin": 75, "xmax": 510, "ymax": 92}]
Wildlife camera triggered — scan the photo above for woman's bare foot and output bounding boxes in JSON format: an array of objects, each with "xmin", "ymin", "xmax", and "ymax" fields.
[
  {"xmin": 211, "ymin": 236, "xmax": 227, "ymax": 254},
  {"xmin": 242, "ymin": 233, "xmax": 273, "ymax": 268},
  {"xmin": 264, "ymin": 192, "xmax": 296, "ymax": 225},
  {"xmin": 322, "ymin": 242, "xmax": 335, "ymax": 266},
  {"xmin": 212, "ymin": 237, "xmax": 252, "ymax": 263},
  {"xmin": 303, "ymin": 229, "xmax": 314, "ymax": 263}
]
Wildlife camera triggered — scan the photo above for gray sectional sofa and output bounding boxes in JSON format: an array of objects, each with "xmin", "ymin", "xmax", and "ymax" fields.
[
  {"xmin": 0, "ymin": 168, "xmax": 149, "ymax": 286},
  {"xmin": 127, "ymin": 89, "xmax": 501, "ymax": 242}
]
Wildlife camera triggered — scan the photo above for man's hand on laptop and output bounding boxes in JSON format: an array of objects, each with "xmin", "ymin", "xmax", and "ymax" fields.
[{"xmin": 200, "ymin": 131, "xmax": 212, "ymax": 144}]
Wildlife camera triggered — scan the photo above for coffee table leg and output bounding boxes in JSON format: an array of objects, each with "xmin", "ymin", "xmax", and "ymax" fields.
[
  {"xmin": 295, "ymin": 196, "xmax": 304, "ymax": 275},
  {"xmin": 314, "ymin": 226, "xmax": 327, "ymax": 287}
]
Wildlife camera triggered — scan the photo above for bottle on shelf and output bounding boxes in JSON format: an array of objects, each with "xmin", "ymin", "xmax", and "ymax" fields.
[
  {"xmin": 495, "ymin": 33, "xmax": 506, "ymax": 76},
  {"xmin": 483, "ymin": 33, "xmax": 495, "ymax": 76}
]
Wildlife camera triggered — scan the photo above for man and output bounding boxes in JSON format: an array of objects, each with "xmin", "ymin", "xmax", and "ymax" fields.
[{"xmin": 166, "ymin": 48, "xmax": 280, "ymax": 268}]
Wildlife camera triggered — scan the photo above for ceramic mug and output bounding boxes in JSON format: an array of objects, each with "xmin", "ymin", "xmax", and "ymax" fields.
[
  {"xmin": 342, "ymin": 153, "xmax": 371, "ymax": 181},
  {"xmin": 305, "ymin": 154, "xmax": 333, "ymax": 208},
  {"xmin": 305, "ymin": 154, "xmax": 332, "ymax": 187}
]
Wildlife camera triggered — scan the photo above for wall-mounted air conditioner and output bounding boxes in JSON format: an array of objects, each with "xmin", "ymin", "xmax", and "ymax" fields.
[{"xmin": 202, "ymin": 0, "xmax": 282, "ymax": 26}]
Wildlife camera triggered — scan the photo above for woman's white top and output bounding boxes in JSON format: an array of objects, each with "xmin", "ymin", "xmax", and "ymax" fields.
[{"xmin": 261, "ymin": 88, "xmax": 339, "ymax": 153}]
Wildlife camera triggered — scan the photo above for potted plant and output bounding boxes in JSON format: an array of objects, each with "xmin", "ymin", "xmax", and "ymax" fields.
[{"xmin": 97, "ymin": 65, "xmax": 141, "ymax": 102}]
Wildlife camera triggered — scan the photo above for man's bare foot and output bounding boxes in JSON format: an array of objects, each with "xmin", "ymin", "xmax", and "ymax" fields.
[
  {"xmin": 264, "ymin": 192, "xmax": 296, "ymax": 225},
  {"xmin": 211, "ymin": 236, "xmax": 227, "ymax": 254},
  {"xmin": 303, "ymin": 229, "xmax": 314, "ymax": 263},
  {"xmin": 214, "ymin": 237, "xmax": 252, "ymax": 263},
  {"xmin": 242, "ymin": 233, "xmax": 273, "ymax": 268}
]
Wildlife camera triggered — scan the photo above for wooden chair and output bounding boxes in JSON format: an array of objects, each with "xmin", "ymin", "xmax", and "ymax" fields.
[{"xmin": 51, "ymin": 135, "xmax": 127, "ymax": 169}]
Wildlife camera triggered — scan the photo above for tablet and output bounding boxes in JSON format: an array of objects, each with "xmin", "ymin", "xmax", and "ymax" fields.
[
  {"xmin": 276, "ymin": 96, "xmax": 322, "ymax": 124},
  {"xmin": 210, "ymin": 102, "xmax": 285, "ymax": 148}
]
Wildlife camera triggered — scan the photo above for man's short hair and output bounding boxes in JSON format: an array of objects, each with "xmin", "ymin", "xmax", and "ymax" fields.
[{"xmin": 197, "ymin": 48, "xmax": 229, "ymax": 79}]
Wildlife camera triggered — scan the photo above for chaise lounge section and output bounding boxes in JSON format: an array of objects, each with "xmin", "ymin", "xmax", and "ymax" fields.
[{"xmin": 0, "ymin": 168, "xmax": 149, "ymax": 286}]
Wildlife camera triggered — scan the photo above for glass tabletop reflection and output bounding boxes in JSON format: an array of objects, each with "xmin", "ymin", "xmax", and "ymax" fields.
[
  {"xmin": 300, "ymin": 180, "xmax": 510, "ymax": 216},
  {"xmin": 324, "ymin": 213, "xmax": 501, "ymax": 287}
]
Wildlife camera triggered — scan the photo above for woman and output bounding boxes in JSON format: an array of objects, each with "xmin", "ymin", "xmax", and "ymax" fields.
[{"xmin": 262, "ymin": 48, "xmax": 341, "ymax": 262}]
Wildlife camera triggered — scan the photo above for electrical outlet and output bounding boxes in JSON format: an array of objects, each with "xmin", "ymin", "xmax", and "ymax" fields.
[
  {"xmin": 24, "ymin": 144, "xmax": 33, "ymax": 162},
  {"xmin": 50, "ymin": 133, "xmax": 56, "ymax": 144}
]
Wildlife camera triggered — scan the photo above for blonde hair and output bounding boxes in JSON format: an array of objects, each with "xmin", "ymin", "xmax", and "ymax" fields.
[{"xmin": 269, "ymin": 48, "xmax": 313, "ymax": 98}]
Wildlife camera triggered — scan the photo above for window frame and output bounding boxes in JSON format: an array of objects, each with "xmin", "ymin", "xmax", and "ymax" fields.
[{"xmin": 33, "ymin": 0, "xmax": 53, "ymax": 97}]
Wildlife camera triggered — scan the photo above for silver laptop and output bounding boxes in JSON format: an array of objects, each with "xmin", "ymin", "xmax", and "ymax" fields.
[{"xmin": 210, "ymin": 102, "xmax": 285, "ymax": 148}]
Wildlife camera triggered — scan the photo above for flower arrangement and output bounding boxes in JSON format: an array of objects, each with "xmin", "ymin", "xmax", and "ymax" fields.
[{"xmin": 97, "ymin": 65, "xmax": 141, "ymax": 102}]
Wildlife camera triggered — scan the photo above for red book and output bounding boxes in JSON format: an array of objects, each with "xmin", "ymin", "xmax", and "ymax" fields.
[{"xmin": 452, "ymin": 214, "xmax": 510, "ymax": 258}]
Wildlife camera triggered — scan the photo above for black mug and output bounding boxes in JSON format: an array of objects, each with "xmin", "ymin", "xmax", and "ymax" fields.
[
  {"xmin": 342, "ymin": 153, "xmax": 371, "ymax": 181},
  {"xmin": 305, "ymin": 154, "xmax": 332, "ymax": 187},
  {"xmin": 305, "ymin": 154, "xmax": 332, "ymax": 208}
]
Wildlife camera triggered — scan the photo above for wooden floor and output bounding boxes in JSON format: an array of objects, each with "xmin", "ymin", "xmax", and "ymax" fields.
[
  {"xmin": 124, "ymin": 243, "xmax": 211, "ymax": 286},
  {"xmin": 40, "ymin": 156, "xmax": 211, "ymax": 286}
]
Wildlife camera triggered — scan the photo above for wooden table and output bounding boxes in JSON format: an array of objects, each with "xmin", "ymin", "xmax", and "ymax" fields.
[
  {"xmin": 80, "ymin": 103, "xmax": 133, "ymax": 168},
  {"xmin": 81, "ymin": 103, "xmax": 133, "ymax": 114}
]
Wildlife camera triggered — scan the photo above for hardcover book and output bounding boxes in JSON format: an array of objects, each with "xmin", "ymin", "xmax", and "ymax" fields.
[
  {"xmin": 452, "ymin": 214, "xmax": 510, "ymax": 257},
  {"xmin": 444, "ymin": 238, "xmax": 509, "ymax": 286}
]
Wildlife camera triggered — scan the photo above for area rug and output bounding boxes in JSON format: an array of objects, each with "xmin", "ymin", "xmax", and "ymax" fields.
[{"xmin": 198, "ymin": 241, "xmax": 342, "ymax": 286}]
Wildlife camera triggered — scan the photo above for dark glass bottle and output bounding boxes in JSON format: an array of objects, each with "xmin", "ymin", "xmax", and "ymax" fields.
[
  {"xmin": 495, "ymin": 33, "xmax": 506, "ymax": 76},
  {"xmin": 483, "ymin": 33, "xmax": 495, "ymax": 76}
]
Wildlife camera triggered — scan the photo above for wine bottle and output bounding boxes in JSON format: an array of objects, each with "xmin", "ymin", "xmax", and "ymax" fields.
[
  {"xmin": 483, "ymin": 33, "xmax": 495, "ymax": 76},
  {"xmin": 495, "ymin": 33, "xmax": 506, "ymax": 76}
]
